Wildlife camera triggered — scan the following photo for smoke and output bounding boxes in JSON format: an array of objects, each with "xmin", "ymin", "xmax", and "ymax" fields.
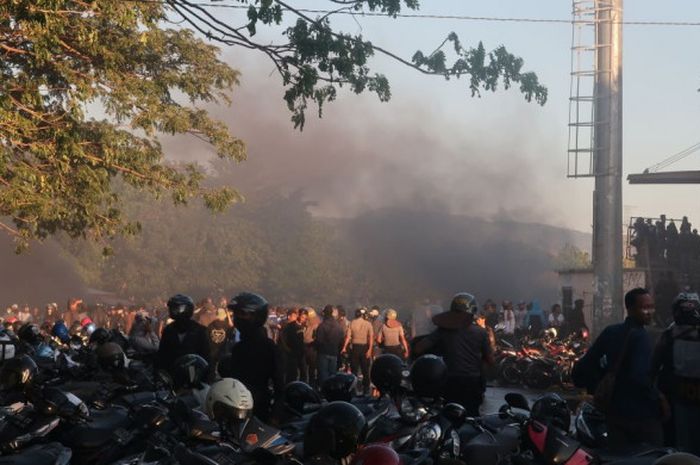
[
  {"xmin": 0, "ymin": 234, "xmax": 86, "ymax": 307},
  {"xmin": 162, "ymin": 58, "xmax": 568, "ymax": 227}
]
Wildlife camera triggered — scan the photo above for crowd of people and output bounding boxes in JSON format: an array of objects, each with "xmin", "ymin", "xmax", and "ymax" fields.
[
  {"xmin": 631, "ymin": 215, "xmax": 700, "ymax": 270},
  {"xmin": 2, "ymin": 288, "xmax": 698, "ymax": 456}
]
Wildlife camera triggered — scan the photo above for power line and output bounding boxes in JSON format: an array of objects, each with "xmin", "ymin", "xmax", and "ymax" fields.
[{"xmin": 125, "ymin": 0, "xmax": 700, "ymax": 27}]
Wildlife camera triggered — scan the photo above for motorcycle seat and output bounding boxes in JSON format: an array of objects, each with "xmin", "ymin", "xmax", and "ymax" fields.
[
  {"xmin": 597, "ymin": 446, "xmax": 674, "ymax": 463},
  {"xmin": 0, "ymin": 442, "xmax": 71, "ymax": 465},
  {"xmin": 61, "ymin": 407, "xmax": 131, "ymax": 449}
]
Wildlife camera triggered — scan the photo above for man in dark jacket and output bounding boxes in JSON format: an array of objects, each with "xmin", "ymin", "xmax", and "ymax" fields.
[
  {"xmin": 219, "ymin": 292, "xmax": 284, "ymax": 423},
  {"xmin": 572, "ymin": 288, "xmax": 667, "ymax": 447},
  {"xmin": 315, "ymin": 305, "xmax": 345, "ymax": 385},
  {"xmin": 157, "ymin": 294, "xmax": 210, "ymax": 376},
  {"xmin": 281, "ymin": 308, "xmax": 307, "ymax": 383},
  {"xmin": 415, "ymin": 292, "xmax": 494, "ymax": 416}
]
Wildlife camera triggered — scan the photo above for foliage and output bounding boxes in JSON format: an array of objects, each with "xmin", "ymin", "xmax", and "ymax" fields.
[
  {"xmin": 0, "ymin": 0, "xmax": 243, "ymax": 249},
  {"xmin": 169, "ymin": 0, "xmax": 548, "ymax": 128},
  {"xmin": 554, "ymin": 243, "xmax": 592, "ymax": 270},
  {"xmin": 1, "ymin": 0, "xmax": 548, "ymax": 250}
]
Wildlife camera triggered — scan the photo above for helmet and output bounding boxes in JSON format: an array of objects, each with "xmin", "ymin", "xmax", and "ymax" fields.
[
  {"xmin": 531, "ymin": 393, "xmax": 571, "ymax": 432},
  {"xmin": 355, "ymin": 308, "xmax": 367, "ymax": 319},
  {"xmin": 33, "ymin": 387, "xmax": 89, "ymax": 420},
  {"xmin": 369, "ymin": 309, "xmax": 380, "ymax": 319},
  {"xmin": 450, "ymin": 292, "xmax": 478, "ymax": 314},
  {"xmin": 96, "ymin": 342, "xmax": 126, "ymax": 371},
  {"xmin": 410, "ymin": 354, "xmax": 448, "ymax": 398},
  {"xmin": 18, "ymin": 323, "xmax": 42, "ymax": 345},
  {"xmin": 171, "ymin": 354, "xmax": 209, "ymax": 390},
  {"xmin": 80, "ymin": 317, "xmax": 93, "ymax": 327},
  {"xmin": 321, "ymin": 373, "xmax": 358, "ymax": 402},
  {"xmin": 0, "ymin": 355, "xmax": 38, "ymax": 391},
  {"xmin": 350, "ymin": 444, "xmax": 400, "ymax": 465},
  {"xmin": 672, "ymin": 292, "xmax": 700, "ymax": 326},
  {"xmin": 284, "ymin": 381, "xmax": 321, "ymax": 416},
  {"xmin": 52, "ymin": 321, "xmax": 70, "ymax": 343},
  {"xmin": 89, "ymin": 327, "xmax": 111, "ymax": 345},
  {"xmin": 227, "ymin": 292, "xmax": 268, "ymax": 329},
  {"xmin": 0, "ymin": 332, "xmax": 15, "ymax": 361},
  {"xmin": 83, "ymin": 323, "xmax": 97, "ymax": 337},
  {"xmin": 370, "ymin": 354, "xmax": 405, "ymax": 397},
  {"xmin": 205, "ymin": 378, "xmax": 254, "ymax": 423},
  {"xmin": 386, "ymin": 309, "xmax": 398, "ymax": 320},
  {"xmin": 5, "ymin": 316, "xmax": 17, "ymax": 325},
  {"xmin": 304, "ymin": 401, "xmax": 367, "ymax": 460},
  {"xmin": 167, "ymin": 294, "xmax": 195, "ymax": 321}
]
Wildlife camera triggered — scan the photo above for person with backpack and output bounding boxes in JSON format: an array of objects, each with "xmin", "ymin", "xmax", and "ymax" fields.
[
  {"xmin": 572, "ymin": 288, "xmax": 668, "ymax": 448},
  {"xmin": 652, "ymin": 292, "xmax": 700, "ymax": 453}
]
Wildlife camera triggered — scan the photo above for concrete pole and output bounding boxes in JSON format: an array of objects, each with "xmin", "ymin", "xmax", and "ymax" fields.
[{"xmin": 592, "ymin": 0, "xmax": 623, "ymax": 332}]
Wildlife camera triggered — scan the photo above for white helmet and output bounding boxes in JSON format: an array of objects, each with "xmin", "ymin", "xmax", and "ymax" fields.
[{"xmin": 205, "ymin": 378, "xmax": 254, "ymax": 423}]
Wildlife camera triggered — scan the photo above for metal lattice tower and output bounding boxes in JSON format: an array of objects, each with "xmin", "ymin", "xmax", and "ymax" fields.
[{"xmin": 567, "ymin": 0, "xmax": 606, "ymax": 178}]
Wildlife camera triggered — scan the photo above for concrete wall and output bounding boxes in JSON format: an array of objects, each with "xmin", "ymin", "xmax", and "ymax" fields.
[{"xmin": 557, "ymin": 268, "xmax": 646, "ymax": 333}]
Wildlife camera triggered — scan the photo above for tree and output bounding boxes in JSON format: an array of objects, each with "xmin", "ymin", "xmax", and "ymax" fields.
[
  {"xmin": 170, "ymin": 0, "xmax": 548, "ymax": 128},
  {"xmin": 554, "ymin": 244, "xmax": 592, "ymax": 270},
  {"xmin": 1, "ymin": 0, "xmax": 547, "ymax": 249},
  {"xmin": 1, "ymin": 0, "xmax": 242, "ymax": 249}
]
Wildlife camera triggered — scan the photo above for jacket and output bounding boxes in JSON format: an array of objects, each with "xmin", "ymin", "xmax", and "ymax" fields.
[{"xmin": 156, "ymin": 319, "xmax": 210, "ymax": 372}]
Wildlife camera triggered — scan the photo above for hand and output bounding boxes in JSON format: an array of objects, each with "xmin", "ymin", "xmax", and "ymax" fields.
[
  {"xmin": 341, "ymin": 348, "xmax": 347, "ymax": 355},
  {"xmin": 365, "ymin": 350, "xmax": 372, "ymax": 359}
]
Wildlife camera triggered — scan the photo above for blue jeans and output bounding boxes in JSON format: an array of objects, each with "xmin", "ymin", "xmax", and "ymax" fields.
[{"xmin": 317, "ymin": 354, "xmax": 338, "ymax": 385}]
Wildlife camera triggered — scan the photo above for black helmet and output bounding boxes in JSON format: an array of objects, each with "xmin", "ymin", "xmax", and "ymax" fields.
[
  {"xmin": 167, "ymin": 294, "xmax": 195, "ymax": 321},
  {"xmin": 450, "ymin": 292, "xmax": 478, "ymax": 314},
  {"xmin": 410, "ymin": 354, "xmax": 448, "ymax": 398},
  {"xmin": 227, "ymin": 292, "xmax": 268, "ymax": 329},
  {"xmin": 531, "ymin": 393, "xmax": 571, "ymax": 432},
  {"xmin": 370, "ymin": 354, "xmax": 405, "ymax": 397},
  {"xmin": 33, "ymin": 386, "xmax": 89, "ymax": 420},
  {"xmin": 171, "ymin": 354, "xmax": 209, "ymax": 390},
  {"xmin": 321, "ymin": 373, "xmax": 358, "ymax": 402},
  {"xmin": 0, "ymin": 354, "xmax": 38, "ymax": 391},
  {"xmin": 284, "ymin": 381, "xmax": 322, "ymax": 416},
  {"xmin": 672, "ymin": 292, "xmax": 700, "ymax": 326},
  {"xmin": 17, "ymin": 323, "xmax": 42, "ymax": 345},
  {"xmin": 304, "ymin": 401, "xmax": 367, "ymax": 460},
  {"xmin": 96, "ymin": 342, "xmax": 126, "ymax": 371},
  {"xmin": 89, "ymin": 327, "xmax": 111, "ymax": 345}
]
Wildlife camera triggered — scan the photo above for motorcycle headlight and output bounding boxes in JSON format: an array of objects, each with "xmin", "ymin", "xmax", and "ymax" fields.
[{"xmin": 414, "ymin": 422, "xmax": 442, "ymax": 450}]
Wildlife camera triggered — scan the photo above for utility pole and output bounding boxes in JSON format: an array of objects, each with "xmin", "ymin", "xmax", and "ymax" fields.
[{"xmin": 592, "ymin": 0, "xmax": 623, "ymax": 328}]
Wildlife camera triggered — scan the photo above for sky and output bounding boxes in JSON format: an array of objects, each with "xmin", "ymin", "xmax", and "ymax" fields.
[{"xmin": 166, "ymin": 1, "xmax": 700, "ymax": 236}]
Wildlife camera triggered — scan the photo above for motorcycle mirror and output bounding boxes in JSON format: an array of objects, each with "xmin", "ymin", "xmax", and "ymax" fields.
[{"xmin": 505, "ymin": 393, "xmax": 530, "ymax": 411}]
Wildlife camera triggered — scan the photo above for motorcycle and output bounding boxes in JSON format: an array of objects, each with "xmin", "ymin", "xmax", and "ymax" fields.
[{"xmin": 501, "ymin": 393, "xmax": 674, "ymax": 465}]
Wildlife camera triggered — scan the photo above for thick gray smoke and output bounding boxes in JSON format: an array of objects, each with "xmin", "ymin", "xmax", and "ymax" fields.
[{"xmin": 162, "ymin": 61, "xmax": 569, "ymax": 227}]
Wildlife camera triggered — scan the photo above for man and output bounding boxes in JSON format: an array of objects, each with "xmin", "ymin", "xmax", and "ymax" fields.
[
  {"xmin": 156, "ymin": 294, "xmax": 210, "ymax": 375},
  {"xmin": 129, "ymin": 312, "xmax": 160, "ymax": 356},
  {"xmin": 281, "ymin": 308, "xmax": 306, "ymax": 383},
  {"xmin": 303, "ymin": 307, "xmax": 320, "ymax": 387},
  {"xmin": 206, "ymin": 308, "xmax": 234, "ymax": 369},
  {"xmin": 514, "ymin": 301, "xmax": 528, "ymax": 333},
  {"xmin": 652, "ymin": 292, "xmax": 700, "ymax": 454},
  {"xmin": 415, "ymin": 292, "xmax": 494, "ymax": 416},
  {"xmin": 572, "ymin": 288, "xmax": 666, "ymax": 448},
  {"xmin": 220, "ymin": 292, "xmax": 284, "ymax": 423},
  {"xmin": 548, "ymin": 304, "xmax": 565, "ymax": 329},
  {"xmin": 315, "ymin": 305, "xmax": 345, "ymax": 385},
  {"xmin": 342, "ymin": 308, "xmax": 374, "ymax": 396}
]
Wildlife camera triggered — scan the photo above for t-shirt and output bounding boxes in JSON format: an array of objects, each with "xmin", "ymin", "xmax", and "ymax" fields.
[{"xmin": 347, "ymin": 318, "xmax": 373, "ymax": 345}]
